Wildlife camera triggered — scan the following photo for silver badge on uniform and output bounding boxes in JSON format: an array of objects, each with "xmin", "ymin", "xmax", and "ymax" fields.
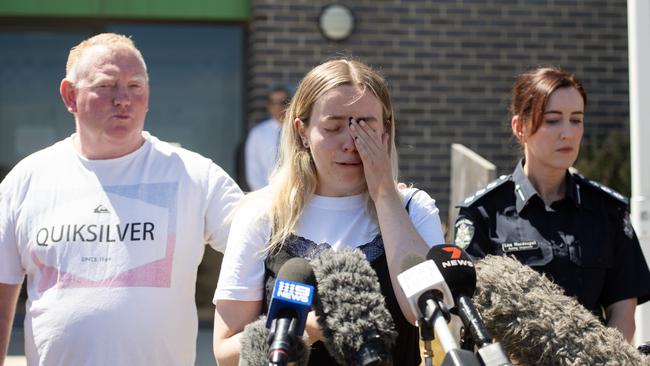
[
  {"xmin": 454, "ymin": 218, "xmax": 475, "ymax": 249},
  {"xmin": 623, "ymin": 211, "xmax": 634, "ymax": 239}
]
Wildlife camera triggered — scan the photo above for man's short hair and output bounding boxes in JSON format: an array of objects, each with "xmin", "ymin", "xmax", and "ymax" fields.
[
  {"xmin": 267, "ymin": 86, "xmax": 290, "ymax": 101},
  {"xmin": 65, "ymin": 33, "xmax": 148, "ymax": 84}
]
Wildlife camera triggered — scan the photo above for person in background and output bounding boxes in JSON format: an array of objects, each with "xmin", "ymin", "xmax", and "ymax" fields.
[
  {"xmin": 245, "ymin": 86, "xmax": 291, "ymax": 190},
  {"xmin": 0, "ymin": 33, "xmax": 242, "ymax": 365},
  {"xmin": 213, "ymin": 59, "xmax": 445, "ymax": 365},
  {"xmin": 454, "ymin": 66, "xmax": 650, "ymax": 341}
]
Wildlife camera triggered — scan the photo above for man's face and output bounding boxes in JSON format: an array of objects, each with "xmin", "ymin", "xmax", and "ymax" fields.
[
  {"xmin": 64, "ymin": 45, "xmax": 149, "ymax": 159},
  {"xmin": 267, "ymin": 90, "xmax": 289, "ymax": 123}
]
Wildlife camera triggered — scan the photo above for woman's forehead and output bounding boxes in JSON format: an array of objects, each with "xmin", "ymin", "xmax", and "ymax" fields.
[
  {"xmin": 313, "ymin": 85, "xmax": 381, "ymax": 115},
  {"xmin": 544, "ymin": 87, "xmax": 584, "ymax": 112}
]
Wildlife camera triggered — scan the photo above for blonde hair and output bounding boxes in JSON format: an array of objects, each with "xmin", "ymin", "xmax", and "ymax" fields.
[
  {"xmin": 65, "ymin": 33, "xmax": 148, "ymax": 84},
  {"xmin": 264, "ymin": 59, "xmax": 399, "ymax": 252}
]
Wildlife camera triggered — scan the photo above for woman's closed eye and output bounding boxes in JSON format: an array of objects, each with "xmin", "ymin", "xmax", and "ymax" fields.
[
  {"xmin": 544, "ymin": 118, "xmax": 583, "ymax": 125},
  {"xmin": 322, "ymin": 122, "xmax": 343, "ymax": 132}
]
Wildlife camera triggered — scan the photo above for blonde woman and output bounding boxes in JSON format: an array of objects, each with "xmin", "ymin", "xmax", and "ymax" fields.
[{"xmin": 212, "ymin": 59, "xmax": 444, "ymax": 365}]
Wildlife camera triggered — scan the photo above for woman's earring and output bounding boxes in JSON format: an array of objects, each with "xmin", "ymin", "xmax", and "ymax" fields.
[{"xmin": 302, "ymin": 140, "xmax": 309, "ymax": 148}]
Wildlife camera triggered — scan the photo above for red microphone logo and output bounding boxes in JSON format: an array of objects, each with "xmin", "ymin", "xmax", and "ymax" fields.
[{"xmin": 443, "ymin": 246, "xmax": 462, "ymax": 259}]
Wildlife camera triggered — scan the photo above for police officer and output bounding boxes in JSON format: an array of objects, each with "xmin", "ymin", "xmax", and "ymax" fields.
[{"xmin": 454, "ymin": 67, "xmax": 650, "ymax": 342}]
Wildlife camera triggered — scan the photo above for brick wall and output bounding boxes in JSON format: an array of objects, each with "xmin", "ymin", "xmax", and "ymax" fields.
[{"xmin": 247, "ymin": 0, "xmax": 629, "ymax": 221}]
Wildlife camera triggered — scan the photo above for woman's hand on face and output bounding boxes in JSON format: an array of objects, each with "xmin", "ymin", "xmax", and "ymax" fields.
[{"xmin": 349, "ymin": 117, "xmax": 395, "ymax": 201}]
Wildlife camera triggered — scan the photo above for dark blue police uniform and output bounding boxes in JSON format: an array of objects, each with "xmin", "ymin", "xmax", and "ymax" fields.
[{"xmin": 454, "ymin": 160, "xmax": 650, "ymax": 317}]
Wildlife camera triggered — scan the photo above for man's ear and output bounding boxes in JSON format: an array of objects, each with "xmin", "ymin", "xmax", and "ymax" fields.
[{"xmin": 60, "ymin": 79, "xmax": 77, "ymax": 113}]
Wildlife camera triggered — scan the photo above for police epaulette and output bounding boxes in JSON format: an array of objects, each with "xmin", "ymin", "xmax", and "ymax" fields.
[
  {"xmin": 573, "ymin": 174, "xmax": 629, "ymax": 205},
  {"xmin": 456, "ymin": 174, "xmax": 511, "ymax": 208}
]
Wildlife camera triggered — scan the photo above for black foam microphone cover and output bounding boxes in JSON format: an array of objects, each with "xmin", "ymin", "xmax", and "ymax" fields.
[
  {"xmin": 426, "ymin": 244, "xmax": 476, "ymax": 298},
  {"xmin": 277, "ymin": 257, "xmax": 318, "ymax": 288},
  {"xmin": 426, "ymin": 245, "xmax": 500, "ymax": 352}
]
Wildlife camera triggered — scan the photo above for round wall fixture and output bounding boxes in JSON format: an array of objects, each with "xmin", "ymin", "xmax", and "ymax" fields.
[{"xmin": 318, "ymin": 4, "xmax": 355, "ymax": 41}]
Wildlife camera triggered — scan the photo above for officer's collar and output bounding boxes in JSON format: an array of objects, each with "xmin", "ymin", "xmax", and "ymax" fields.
[
  {"xmin": 513, "ymin": 160, "xmax": 581, "ymax": 212},
  {"xmin": 512, "ymin": 160, "xmax": 537, "ymax": 213}
]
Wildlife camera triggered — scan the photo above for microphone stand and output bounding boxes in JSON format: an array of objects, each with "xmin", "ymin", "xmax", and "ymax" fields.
[
  {"xmin": 456, "ymin": 296, "xmax": 512, "ymax": 366},
  {"xmin": 418, "ymin": 309, "xmax": 435, "ymax": 366},
  {"xmin": 419, "ymin": 293, "xmax": 480, "ymax": 366}
]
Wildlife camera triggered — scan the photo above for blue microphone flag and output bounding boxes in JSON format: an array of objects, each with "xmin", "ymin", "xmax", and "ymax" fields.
[{"xmin": 266, "ymin": 278, "xmax": 314, "ymax": 336}]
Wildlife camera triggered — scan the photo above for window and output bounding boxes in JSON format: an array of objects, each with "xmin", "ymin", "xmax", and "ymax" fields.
[{"xmin": 0, "ymin": 22, "xmax": 244, "ymax": 176}]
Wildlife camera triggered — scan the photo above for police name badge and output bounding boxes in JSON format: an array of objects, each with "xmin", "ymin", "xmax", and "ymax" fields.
[
  {"xmin": 454, "ymin": 218, "xmax": 475, "ymax": 249},
  {"xmin": 501, "ymin": 241, "xmax": 539, "ymax": 253}
]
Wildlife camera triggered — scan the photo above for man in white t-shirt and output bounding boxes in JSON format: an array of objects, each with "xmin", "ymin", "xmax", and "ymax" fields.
[
  {"xmin": 244, "ymin": 87, "xmax": 290, "ymax": 190},
  {"xmin": 0, "ymin": 33, "xmax": 242, "ymax": 366}
]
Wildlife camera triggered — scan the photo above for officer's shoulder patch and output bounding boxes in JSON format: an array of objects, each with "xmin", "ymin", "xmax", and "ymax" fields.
[
  {"xmin": 573, "ymin": 174, "xmax": 629, "ymax": 205},
  {"xmin": 456, "ymin": 174, "xmax": 511, "ymax": 208},
  {"xmin": 454, "ymin": 218, "xmax": 475, "ymax": 249}
]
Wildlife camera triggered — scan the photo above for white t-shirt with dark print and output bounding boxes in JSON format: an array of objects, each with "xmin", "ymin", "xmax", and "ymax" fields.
[{"xmin": 214, "ymin": 188, "xmax": 445, "ymax": 302}]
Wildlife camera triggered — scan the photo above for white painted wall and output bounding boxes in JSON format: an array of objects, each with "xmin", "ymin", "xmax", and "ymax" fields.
[{"xmin": 628, "ymin": 0, "xmax": 650, "ymax": 346}]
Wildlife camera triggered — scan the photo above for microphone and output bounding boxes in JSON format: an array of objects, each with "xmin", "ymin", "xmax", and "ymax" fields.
[
  {"xmin": 239, "ymin": 315, "xmax": 310, "ymax": 366},
  {"xmin": 311, "ymin": 248, "xmax": 398, "ymax": 366},
  {"xmin": 426, "ymin": 245, "xmax": 511, "ymax": 366},
  {"xmin": 396, "ymin": 257, "xmax": 458, "ymax": 351},
  {"xmin": 397, "ymin": 250, "xmax": 482, "ymax": 366},
  {"xmin": 473, "ymin": 255, "xmax": 650, "ymax": 365},
  {"xmin": 265, "ymin": 257, "xmax": 316, "ymax": 366}
]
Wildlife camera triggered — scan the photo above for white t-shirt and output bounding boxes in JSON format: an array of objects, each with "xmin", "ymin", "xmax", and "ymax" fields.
[
  {"xmin": 244, "ymin": 118, "xmax": 282, "ymax": 191},
  {"xmin": 0, "ymin": 133, "xmax": 242, "ymax": 366},
  {"xmin": 214, "ymin": 188, "xmax": 445, "ymax": 302}
]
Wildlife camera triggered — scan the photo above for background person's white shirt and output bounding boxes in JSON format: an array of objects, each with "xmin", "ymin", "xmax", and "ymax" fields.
[{"xmin": 244, "ymin": 118, "xmax": 282, "ymax": 190}]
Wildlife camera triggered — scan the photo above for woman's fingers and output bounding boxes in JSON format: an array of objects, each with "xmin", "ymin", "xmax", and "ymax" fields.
[
  {"xmin": 349, "ymin": 118, "xmax": 384, "ymax": 158},
  {"xmin": 349, "ymin": 117, "xmax": 394, "ymax": 200}
]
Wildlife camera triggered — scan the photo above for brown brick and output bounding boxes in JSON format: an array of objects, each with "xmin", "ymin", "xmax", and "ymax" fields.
[{"xmin": 248, "ymin": 0, "xmax": 629, "ymax": 220}]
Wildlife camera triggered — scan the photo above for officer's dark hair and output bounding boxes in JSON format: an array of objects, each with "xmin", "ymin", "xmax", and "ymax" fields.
[{"xmin": 510, "ymin": 67, "xmax": 587, "ymax": 137}]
